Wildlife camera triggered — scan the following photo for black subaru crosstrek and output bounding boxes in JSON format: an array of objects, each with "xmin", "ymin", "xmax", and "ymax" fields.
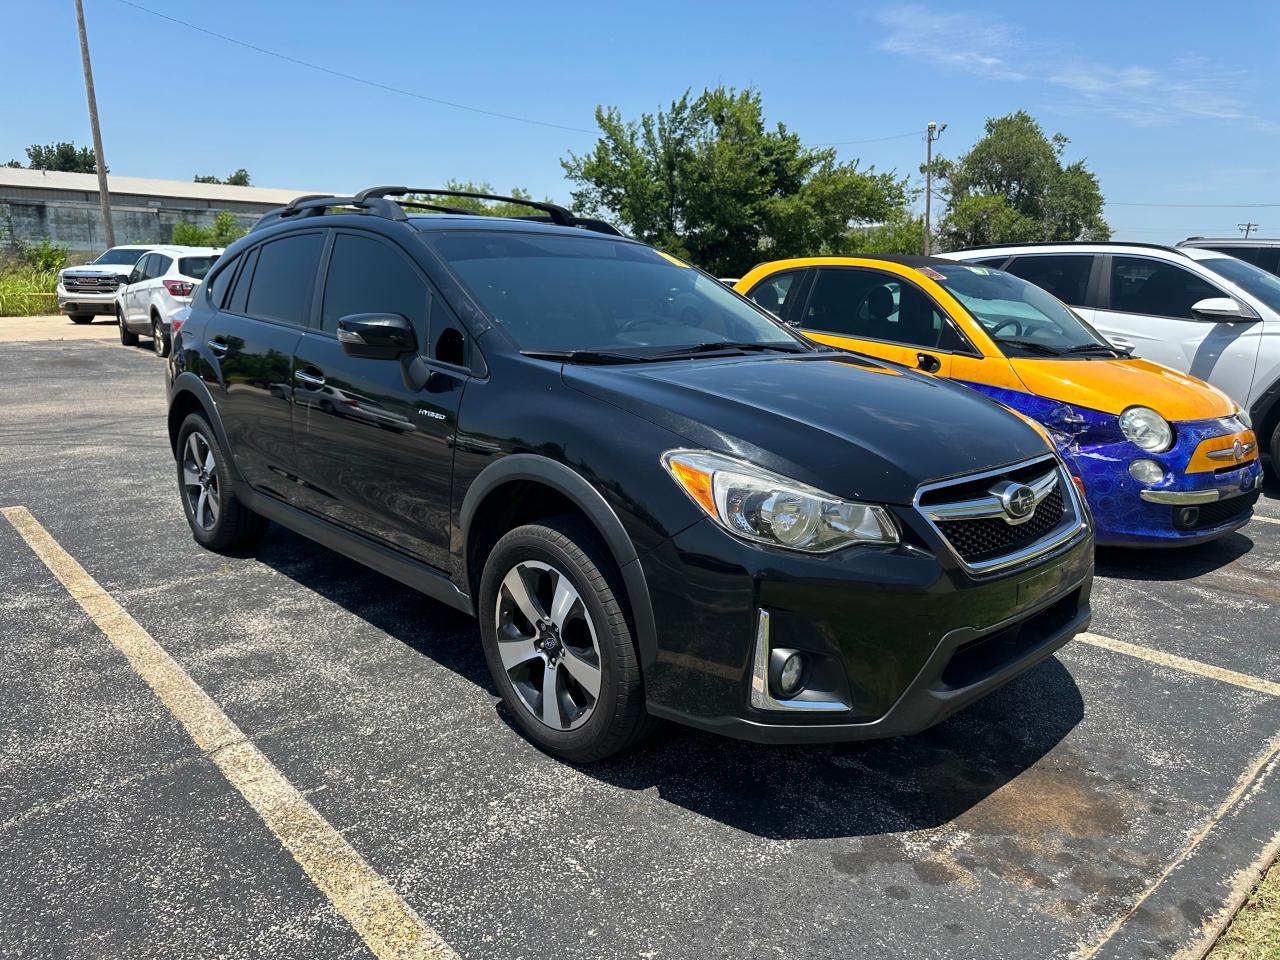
[{"xmin": 166, "ymin": 187, "xmax": 1094, "ymax": 762}]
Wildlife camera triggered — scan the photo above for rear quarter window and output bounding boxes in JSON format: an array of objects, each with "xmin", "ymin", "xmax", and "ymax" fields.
[{"xmin": 206, "ymin": 254, "xmax": 240, "ymax": 308}]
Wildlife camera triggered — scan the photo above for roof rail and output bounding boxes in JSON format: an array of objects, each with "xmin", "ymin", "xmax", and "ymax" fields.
[
  {"xmin": 252, "ymin": 187, "xmax": 623, "ymax": 236},
  {"xmin": 354, "ymin": 186, "xmax": 576, "ymax": 226},
  {"xmin": 958, "ymin": 240, "xmax": 1190, "ymax": 257}
]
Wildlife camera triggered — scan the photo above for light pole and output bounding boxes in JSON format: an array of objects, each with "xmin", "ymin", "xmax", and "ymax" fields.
[
  {"xmin": 74, "ymin": 0, "xmax": 115, "ymax": 247},
  {"xmin": 1239, "ymin": 222, "xmax": 1259, "ymax": 238},
  {"xmin": 924, "ymin": 121, "xmax": 947, "ymax": 256}
]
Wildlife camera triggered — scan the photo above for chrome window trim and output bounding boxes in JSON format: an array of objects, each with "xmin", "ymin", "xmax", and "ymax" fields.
[{"xmin": 913, "ymin": 454, "xmax": 1089, "ymax": 575}]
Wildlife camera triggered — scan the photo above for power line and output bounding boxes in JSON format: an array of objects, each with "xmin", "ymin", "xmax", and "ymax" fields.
[
  {"xmin": 110, "ymin": 0, "xmax": 598, "ymax": 134},
  {"xmin": 815, "ymin": 131, "xmax": 921, "ymax": 146},
  {"xmin": 1108, "ymin": 201, "xmax": 1280, "ymax": 208}
]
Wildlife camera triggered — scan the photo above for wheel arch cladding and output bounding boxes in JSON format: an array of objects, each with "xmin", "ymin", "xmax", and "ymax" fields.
[
  {"xmin": 167, "ymin": 374, "xmax": 245, "ymax": 484},
  {"xmin": 460, "ymin": 454, "xmax": 659, "ymax": 672}
]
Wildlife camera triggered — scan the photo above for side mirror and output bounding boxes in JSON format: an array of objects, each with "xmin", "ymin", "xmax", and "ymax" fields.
[
  {"xmin": 1191, "ymin": 297, "xmax": 1258, "ymax": 322},
  {"xmin": 337, "ymin": 313, "xmax": 417, "ymax": 360}
]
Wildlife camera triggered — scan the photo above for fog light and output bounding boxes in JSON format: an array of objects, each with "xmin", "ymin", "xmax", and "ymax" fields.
[
  {"xmin": 779, "ymin": 653, "xmax": 805, "ymax": 695},
  {"xmin": 1176, "ymin": 506, "xmax": 1200, "ymax": 528},
  {"xmin": 1128, "ymin": 459, "xmax": 1165, "ymax": 485}
]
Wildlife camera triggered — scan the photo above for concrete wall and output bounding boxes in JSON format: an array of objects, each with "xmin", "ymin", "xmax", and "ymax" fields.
[{"xmin": 0, "ymin": 197, "xmax": 263, "ymax": 261}]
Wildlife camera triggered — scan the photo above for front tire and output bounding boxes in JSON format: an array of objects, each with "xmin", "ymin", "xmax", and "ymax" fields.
[
  {"xmin": 478, "ymin": 517, "xmax": 653, "ymax": 762},
  {"xmin": 176, "ymin": 413, "xmax": 267, "ymax": 551},
  {"xmin": 117, "ymin": 307, "xmax": 138, "ymax": 346},
  {"xmin": 152, "ymin": 316, "xmax": 170, "ymax": 358},
  {"xmin": 1271, "ymin": 422, "xmax": 1280, "ymax": 477}
]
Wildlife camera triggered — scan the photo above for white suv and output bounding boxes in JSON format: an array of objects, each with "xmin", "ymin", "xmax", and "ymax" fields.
[
  {"xmin": 115, "ymin": 246, "xmax": 223, "ymax": 357},
  {"xmin": 939, "ymin": 242, "xmax": 1280, "ymax": 469},
  {"xmin": 56, "ymin": 245, "xmax": 153, "ymax": 323}
]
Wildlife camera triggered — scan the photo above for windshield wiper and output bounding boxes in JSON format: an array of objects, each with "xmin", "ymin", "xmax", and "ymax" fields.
[
  {"xmin": 648, "ymin": 341, "xmax": 807, "ymax": 359},
  {"xmin": 521, "ymin": 349, "xmax": 646, "ymax": 365},
  {"xmin": 997, "ymin": 338, "xmax": 1067, "ymax": 357},
  {"xmin": 1062, "ymin": 342, "xmax": 1130, "ymax": 357}
]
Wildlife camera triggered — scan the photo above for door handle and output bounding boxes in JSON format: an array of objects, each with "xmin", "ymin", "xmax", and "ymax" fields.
[
  {"xmin": 294, "ymin": 369, "xmax": 325, "ymax": 388},
  {"xmin": 207, "ymin": 337, "xmax": 229, "ymax": 357},
  {"xmin": 916, "ymin": 352, "xmax": 942, "ymax": 373}
]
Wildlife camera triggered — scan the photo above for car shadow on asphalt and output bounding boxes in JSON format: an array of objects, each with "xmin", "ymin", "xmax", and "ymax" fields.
[
  {"xmin": 254, "ymin": 524, "xmax": 1085, "ymax": 842},
  {"xmin": 1094, "ymin": 532, "xmax": 1254, "ymax": 581}
]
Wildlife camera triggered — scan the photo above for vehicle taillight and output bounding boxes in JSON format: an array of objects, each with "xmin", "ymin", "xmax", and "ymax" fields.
[
  {"xmin": 171, "ymin": 316, "xmax": 185, "ymax": 334},
  {"xmin": 163, "ymin": 279, "xmax": 194, "ymax": 297}
]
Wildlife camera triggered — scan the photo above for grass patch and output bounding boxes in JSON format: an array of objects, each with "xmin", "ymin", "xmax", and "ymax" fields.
[
  {"xmin": 1208, "ymin": 858, "xmax": 1280, "ymax": 959},
  {"xmin": 0, "ymin": 268, "xmax": 59, "ymax": 317}
]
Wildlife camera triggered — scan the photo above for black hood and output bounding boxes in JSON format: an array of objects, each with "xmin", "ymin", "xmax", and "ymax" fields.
[{"xmin": 564, "ymin": 353, "xmax": 1051, "ymax": 505}]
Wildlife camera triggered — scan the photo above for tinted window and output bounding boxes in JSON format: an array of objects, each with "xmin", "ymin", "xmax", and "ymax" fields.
[
  {"xmin": 206, "ymin": 255, "xmax": 239, "ymax": 308},
  {"xmin": 429, "ymin": 233, "xmax": 798, "ymax": 354},
  {"xmin": 151, "ymin": 255, "xmax": 173, "ymax": 278},
  {"xmin": 131, "ymin": 254, "xmax": 154, "ymax": 282},
  {"xmin": 974, "ymin": 256, "xmax": 1010, "ymax": 268},
  {"xmin": 1004, "ymin": 255, "xmax": 1093, "ymax": 306},
  {"xmin": 179, "ymin": 256, "xmax": 217, "ymax": 281},
  {"xmin": 94, "ymin": 247, "xmax": 146, "ymax": 265},
  {"xmin": 245, "ymin": 233, "xmax": 323, "ymax": 326},
  {"xmin": 1203, "ymin": 245, "xmax": 1260, "ymax": 265},
  {"xmin": 746, "ymin": 271, "xmax": 800, "ymax": 318},
  {"xmin": 1110, "ymin": 257, "xmax": 1223, "ymax": 319},
  {"xmin": 1257, "ymin": 249, "xmax": 1280, "ymax": 276},
  {"xmin": 321, "ymin": 234, "xmax": 428, "ymax": 337},
  {"xmin": 803, "ymin": 268, "xmax": 955, "ymax": 350},
  {"xmin": 227, "ymin": 247, "xmax": 259, "ymax": 315}
]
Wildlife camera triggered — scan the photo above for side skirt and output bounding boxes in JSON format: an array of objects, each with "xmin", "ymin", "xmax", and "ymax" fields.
[{"xmin": 242, "ymin": 488, "xmax": 475, "ymax": 616}]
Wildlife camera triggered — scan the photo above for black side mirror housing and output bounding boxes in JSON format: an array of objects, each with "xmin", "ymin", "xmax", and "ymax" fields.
[{"xmin": 337, "ymin": 313, "xmax": 418, "ymax": 360}]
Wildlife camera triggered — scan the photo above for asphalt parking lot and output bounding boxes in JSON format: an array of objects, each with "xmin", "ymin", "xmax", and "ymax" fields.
[{"xmin": 3, "ymin": 330, "xmax": 1280, "ymax": 960}]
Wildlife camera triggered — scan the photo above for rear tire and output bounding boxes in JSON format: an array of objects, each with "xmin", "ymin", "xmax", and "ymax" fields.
[
  {"xmin": 478, "ymin": 516, "xmax": 655, "ymax": 762},
  {"xmin": 152, "ymin": 316, "xmax": 170, "ymax": 358},
  {"xmin": 1270, "ymin": 422, "xmax": 1280, "ymax": 476},
  {"xmin": 69, "ymin": 313, "xmax": 93, "ymax": 325},
  {"xmin": 117, "ymin": 307, "xmax": 138, "ymax": 346},
  {"xmin": 176, "ymin": 412, "xmax": 267, "ymax": 552}
]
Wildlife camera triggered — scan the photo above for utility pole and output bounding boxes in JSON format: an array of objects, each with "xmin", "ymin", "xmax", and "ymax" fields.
[
  {"xmin": 924, "ymin": 121, "xmax": 947, "ymax": 255},
  {"xmin": 74, "ymin": 0, "xmax": 115, "ymax": 247},
  {"xmin": 1239, "ymin": 222, "xmax": 1259, "ymax": 238}
]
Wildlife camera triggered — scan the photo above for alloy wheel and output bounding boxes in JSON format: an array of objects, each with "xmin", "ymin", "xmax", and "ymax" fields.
[
  {"xmin": 494, "ymin": 559, "xmax": 602, "ymax": 730},
  {"xmin": 153, "ymin": 321, "xmax": 165, "ymax": 356},
  {"xmin": 181, "ymin": 432, "xmax": 221, "ymax": 531}
]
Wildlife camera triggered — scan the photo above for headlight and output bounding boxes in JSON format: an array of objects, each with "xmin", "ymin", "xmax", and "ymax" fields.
[
  {"xmin": 1238, "ymin": 408, "xmax": 1253, "ymax": 429},
  {"xmin": 1118, "ymin": 406, "xmax": 1173, "ymax": 452},
  {"xmin": 661, "ymin": 450, "xmax": 898, "ymax": 552}
]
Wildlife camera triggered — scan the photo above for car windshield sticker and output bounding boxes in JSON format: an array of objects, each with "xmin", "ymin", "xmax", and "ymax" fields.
[{"xmin": 917, "ymin": 266, "xmax": 947, "ymax": 281}]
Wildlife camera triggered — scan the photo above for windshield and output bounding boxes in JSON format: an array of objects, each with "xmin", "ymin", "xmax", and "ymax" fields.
[
  {"xmin": 427, "ymin": 232, "xmax": 803, "ymax": 357},
  {"xmin": 93, "ymin": 247, "xmax": 146, "ymax": 266},
  {"xmin": 178, "ymin": 256, "xmax": 217, "ymax": 280},
  {"xmin": 1198, "ymin": 256, "xmax": 1280, "ymax": 314},
  {"xmin": 929, "ymin": 263, "xmax": 1113, "ymax": 356}
]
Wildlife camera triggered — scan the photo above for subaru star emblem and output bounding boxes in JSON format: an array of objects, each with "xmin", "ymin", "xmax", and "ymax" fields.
[{"xmin": 989, "ymin": 480, "xmax": 1038, "ymax": 522}]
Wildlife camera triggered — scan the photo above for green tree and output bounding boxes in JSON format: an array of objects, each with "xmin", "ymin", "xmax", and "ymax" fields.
[
  {"xmin": 194, "ymin": 168, "xmax": 252, "ymax": 186},
  {"xmin": 172, "ymin": 210, "xmax": 248, "ymax": 247},
  {"xmin": 562, "ymin": 87, "xmax": 909, "ymax": 275},
  {"xmin": 932, "ymin": 111, "xmax": 1109, "ymax": 250},
  {"xmin": 406, "ymin": 179, "xmax": 542, "ymax": 218},
  {"xmin": 13, "ymin": 141, "xmax": 101, "ymax": 173},
  {"xmin": 846, "ymin": 212, "xmax": 927, "ymax": 256}
]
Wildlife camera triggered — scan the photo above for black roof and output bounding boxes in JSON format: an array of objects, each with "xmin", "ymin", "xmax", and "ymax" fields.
[{"xmin": 406, "ymin": 213, "xmax": 636, "ymax": 241}]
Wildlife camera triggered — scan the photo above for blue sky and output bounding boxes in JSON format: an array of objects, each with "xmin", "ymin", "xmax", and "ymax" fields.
[{"xmin": 5, "ymin": 0, "xmax": 1278, "ymax": 243}]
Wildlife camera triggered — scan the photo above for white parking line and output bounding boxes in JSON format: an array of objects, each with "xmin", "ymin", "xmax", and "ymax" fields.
[
  {"xmin": 1252, "ymin": 515, "xmax": 1280, "ymax": 526},
  {"xmin": 1, "ymin": 506, "xmax": 459, "ymax": 960},
  {"xmin": 1077, "ymin": 632, "xmax": 1280, "ymax": 698}
]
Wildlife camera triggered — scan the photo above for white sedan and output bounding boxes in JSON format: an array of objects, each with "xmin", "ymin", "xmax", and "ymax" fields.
[{"xmin": 116, "ymin": 246, "xmax": 222, "ymax": 357}]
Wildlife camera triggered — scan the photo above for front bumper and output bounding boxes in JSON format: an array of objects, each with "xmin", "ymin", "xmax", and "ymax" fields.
[
  {"xmin": 1062, "ymin": 418, "xmax": 1262, "ymax": 547},
  {"xmin": 638, "ymin": 509, "xmax": 1093, "ymax": 743},
  {"xmin": 56, "ymin": 285, "xmax": 118, "ymax": 315}
]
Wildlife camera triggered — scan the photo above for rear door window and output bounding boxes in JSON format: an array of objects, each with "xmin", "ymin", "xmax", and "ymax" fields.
[
  {"xmin": 1003, "ymin": 255, "xmax": 1094, "ymax": 306},
  {"xmin": 244, "ymin": 233, "xmax": 324, "ymax": 326},
  {"xmin": 1109, "ymin": 256, "xmax": 1225, "ymax": 319},
  {"xmin": 206, "ymin": 255, "xmax": 239, "ymax": 308},
  {"xmin": 152, "ymin": 255, "xmax": 174, "ymax": 278}
]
